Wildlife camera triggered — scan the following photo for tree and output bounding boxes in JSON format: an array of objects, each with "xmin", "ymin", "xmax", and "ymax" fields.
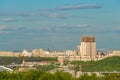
[
  {"xmin": 77, "ymin": 73, "xmax": 99, "ymax": 80},
  {"xmin": 22, "ymin": 70, "xmax": 45, "ymax": 80},
  {"xmin": 38, "ymin": 72, "xmax": 56, "ymax": 80},
  {"xmin": 55, "ymin": 71, "xmax": 74, "ymax": 80},
  {"xmin": 102, "ymin": 73, "xmax": 120, "ymax": 80}
]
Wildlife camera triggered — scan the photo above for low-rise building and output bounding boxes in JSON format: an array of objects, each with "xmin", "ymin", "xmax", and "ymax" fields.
[
  {"xmin": 111, "ymin": 50, "xmax": 120, "ymax": 56},
  {"xmin": 0, "ymin": 51, "xmax": 20, "ymax": 57}
]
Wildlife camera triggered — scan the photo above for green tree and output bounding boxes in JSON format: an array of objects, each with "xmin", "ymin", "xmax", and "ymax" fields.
[
  {"xmin": 55, "ymin": 71, "xmax": 74, "ymax": 80},
  {"xmin": 77, "ymin": 73, "xmax": 99, "ymax": 80},
  {"xmin": 22, "ymin": 70, "xmax": 45, "ymax": 80},
  {"xmin": 38, "ymin": 72, "xmax": 56, "ymax": 80},
  {"xmin": 36, "ymin": 64, "xmax": 56, "ymax": 71},
  {"xmin": 102, "ymin": 73, "xmax": 120, "ymax": 80}
]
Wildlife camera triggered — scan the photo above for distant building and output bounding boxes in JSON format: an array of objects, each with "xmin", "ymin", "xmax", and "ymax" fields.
[
  {"xmin": 58, "ymin": 36, "xmax": 97, "ymax": 62},
  {"xmin": 0, "ymin": 51, "xmax": 20, "ymax": 57},
  {"xmin": 32, "ymin": 49, "xmax": 44, "ymax": 57},
  {"xmin": 65, "ymin": 50, "xmax": 76, "ymax": 56},
  {"xmin": 48, "ymin": 51, "xmax": 65, "ymax": 57},
  {"xmin": 21, "ymin": 59, "xmax": 50, "ymax": 67},
  {"xmin": 79, "ymin": 36, "xmax": 96, "ymax": 60},
  {"xmin": 111, "ymin": 50, "xmax": 120, "ymax": 56},
  {"xmin": 18, "ymin": 67, "xmax": 36, "ymax": 72},
  {"xmin": 21, "ymin": 49, "xmax": 32, "ymax": 57}
]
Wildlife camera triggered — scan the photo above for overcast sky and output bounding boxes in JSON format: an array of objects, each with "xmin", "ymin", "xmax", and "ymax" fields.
[{"xmin": 0, "ymin": 0, "xmax": 120, "ymax": 51}]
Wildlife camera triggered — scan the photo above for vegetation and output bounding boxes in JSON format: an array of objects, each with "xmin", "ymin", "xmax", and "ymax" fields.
[
  {"xmin": 36, "ymin": 64, "xmax": 57, "ymax": 71},
  {"xmin": 0, "ymin": 70, "xmax": 120, "ymax": 80},
  {"xmin": 0, "ymin": 57, "xmax": 57, "ymax": 65},
  {"xmin": 70, "ymin": 56, "xmax": 120, "ymax": 72},
  {"xmin": 1, "ymin": 56, "xmax": 120, "ymax": 72}
]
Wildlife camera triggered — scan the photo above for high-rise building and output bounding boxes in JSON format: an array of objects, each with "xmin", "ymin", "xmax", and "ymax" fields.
[{"xmin": 80, "ymin": 36, "xmax": 96, "ymax": 60}]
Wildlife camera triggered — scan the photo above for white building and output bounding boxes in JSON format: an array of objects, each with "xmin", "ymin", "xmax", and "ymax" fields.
[
  {"xmin": 58, "ymin": 36, "xmax": 97, "ymax": 62},
  {"xmin": 21, "ymin": 49, "xmax": 32, "ymax": 57}
]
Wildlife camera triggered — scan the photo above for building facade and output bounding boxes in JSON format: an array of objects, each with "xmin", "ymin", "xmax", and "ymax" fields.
[{"xmin": 80, "ymin": 36, "xmax": 96, "ymax": 60}]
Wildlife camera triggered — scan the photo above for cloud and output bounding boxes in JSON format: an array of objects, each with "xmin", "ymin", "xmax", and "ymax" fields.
[
  {"xmin": 0, "ymin": 25, "xmax": 6, "ymax": 30},
  {"xmin": 0, "ymin": 12, "xmax": 81, "ymax": 20},
  {"xmin": 59, "ymin": 24, "xmax": 89, "ymax": 28},
  {"xmin": 47, "ymin": 13, "xmax": 79, "ymax": 19},
  {"xmin": 58, "ymin": 4, "xmax": 102, "ymax": 10},
  {"xmin": 0, "ymin": 18, "xmax": 17, "ymax": 22},
  {"xmin": 43, "ymin": 4, "xmax": 102, "ymax": 11},
  {"xmin": 0, "ymin": 25, "xmax": 27, "ymax": 34},
  {"xmin": 0, "ymin": 12, "xmax": 40, "ymax": 17},
  {"xmin": 37, "ymin": 24, "xmax": 90, "ymax": 32},
  {"xmin": 48, "ymin": 13, "xmax": 67, "ymax": 19},
  {"xmin": 55, "ymin": 24, "xmax": 90, "ymax": 32},
  {"xmin": 0, "ymin": 25, "xmax": 8, "ymax": 34},
  {"xmin": 4, "ymin": 26, "xmax": 26, "ymax": 32}
]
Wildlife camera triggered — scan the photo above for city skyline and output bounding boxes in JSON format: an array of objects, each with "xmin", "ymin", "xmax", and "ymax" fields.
[{"xmin": 0, "ymin": 0, "xmax": 120, "ymax": 51}]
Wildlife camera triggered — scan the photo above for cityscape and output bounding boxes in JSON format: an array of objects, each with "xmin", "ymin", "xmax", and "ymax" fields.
[
  {"xmin": 0, "ymin": 0, "xmax": 120, "ymax": 80},
  {"xmin": 0, "ymin": 35, "xmax": 120, "ymax": 59},
  {"xmin": 0, "ymin": 36, "xmax": 120, "ymax": 75}
]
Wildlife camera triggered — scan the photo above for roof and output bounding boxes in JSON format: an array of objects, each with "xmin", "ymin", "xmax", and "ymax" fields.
[{"xmin": 0, "ymin": 66, "xmax": 13, "ymax": 72}]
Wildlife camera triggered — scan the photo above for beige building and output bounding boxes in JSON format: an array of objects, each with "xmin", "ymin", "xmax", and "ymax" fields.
[
  {"xmin": 65, "ymin": 50, "xmax": 77, "ymax": 56},
  {"xmin": 32, "ymin": 49, "xmax": 44, "ymax": 57},
  {"xmin": 111, "ymin": 50, "xmax": 120, "ymax": 56},
  {"xmin": 58, "ymin": 36, "xmax": 97, "ymax": 62},
  {"xmin": 0, "ymin": 51, "xmax": 20, "ymax": 57},
  {"xmin": 79, "ymin": 36, "xmax": 96, "ymax": 60},
  {"xmin": 48, "ymin": 51, "xmax": 65, "ymax": 57}
]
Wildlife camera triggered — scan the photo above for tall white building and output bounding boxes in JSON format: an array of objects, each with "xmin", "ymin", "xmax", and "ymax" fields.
[
  {"xmin": 80, "ymin": 36, "xmax": 96, "ymax": 60},
  {"xmin": 58, "ymin": 36, "xmax": 97, "ymax": 62}
]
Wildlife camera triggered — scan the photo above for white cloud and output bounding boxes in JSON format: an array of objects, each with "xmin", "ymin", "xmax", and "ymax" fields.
[
  {"xmin": 47, "ymin": 13, "xmax": 73, "ymax": 19},
  {"xmin": 59, "ymin": 4, "xmax": 102, "ymax": 10},
  {"xmin": 0, "ymin": 25, "xmax": 9, "ymax": 34},
  {"xmin": 0, "ymin": 25, "xmax": 27, "ymax": 34},
  {"xmin": 59, "ymin": 24, "xmax": 89, "ymax": 28},
  {"xmin": 48, "ymin": 13, "xmax": 59, "ymax": 18},
  {"xmin": 0, "ymin": 18, "xmax": 17, "ymax": 22},
  {"xmin": 37, "ymin": 24, "xmax": 90, "ymax": 32},
  {"xmin": 43, "ymin": 4, "xmax": 102, "ymax": 11},
  {"xmin": 0, "ymin": 25, "xmax": 6, "ymax": 30}
]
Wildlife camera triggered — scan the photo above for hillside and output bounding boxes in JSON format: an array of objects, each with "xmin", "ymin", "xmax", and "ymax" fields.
[{"xmin": 71, "ymin": 56, "xmax": 120, "ymax": 72}]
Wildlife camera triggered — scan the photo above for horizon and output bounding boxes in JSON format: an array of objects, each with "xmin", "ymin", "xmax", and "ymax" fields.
[{"xmin": 0, "ymin": 0, "xmax": 120, "ymax": 51}]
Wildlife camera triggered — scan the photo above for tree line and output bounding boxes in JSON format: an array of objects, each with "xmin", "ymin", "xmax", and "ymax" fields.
[
  {"xmin": 0, "ymin": 70, "xmax": 120, "ymax": 80},
  {"xmin": 0, "ymin": 57, "xmax": 57, "ymax": 65}
]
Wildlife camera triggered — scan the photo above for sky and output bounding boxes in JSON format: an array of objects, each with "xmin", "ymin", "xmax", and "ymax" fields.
[{"xmin": 0, "ymin": 0, "xmax": 120, "ymax": 51}]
